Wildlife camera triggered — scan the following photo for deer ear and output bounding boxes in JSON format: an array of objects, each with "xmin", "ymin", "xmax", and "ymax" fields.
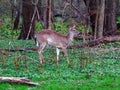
[
  {"xmin": 67, "ymin": 24, "xmax": 76, "ymax": 29},
  {"xmin": 72, "ymin": 25, "xmax": 76, "ymax": 29}
]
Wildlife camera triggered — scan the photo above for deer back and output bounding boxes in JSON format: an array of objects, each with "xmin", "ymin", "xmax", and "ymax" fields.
[{"xmin": 36, "ymin": 30, "xmax": 69, "ymax": 48}]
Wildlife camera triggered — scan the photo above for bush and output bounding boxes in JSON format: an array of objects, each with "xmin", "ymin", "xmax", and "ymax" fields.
[{"xmin": 0, "ymin": 23, "xmax": 20, "ymax": 39}]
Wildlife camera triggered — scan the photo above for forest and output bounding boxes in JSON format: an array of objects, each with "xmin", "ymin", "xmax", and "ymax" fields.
[{"xmin": 0, "ymin": 0, "xmax": 120, "ymax": 90}]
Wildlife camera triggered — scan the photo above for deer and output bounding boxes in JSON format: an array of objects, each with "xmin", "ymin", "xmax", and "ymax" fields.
[{"xmin": 35, "ymin": 25, "xmax": 80, "ymax": 65}]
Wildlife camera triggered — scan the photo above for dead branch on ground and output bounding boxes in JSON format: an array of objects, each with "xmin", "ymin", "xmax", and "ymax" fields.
[
  {"xmin": 0, "ymin": 36, "xmax": 120, "ymax": 52},
  {"xmin": 0, "ymin": 77, "xmax": 39, "ymax": 86}
]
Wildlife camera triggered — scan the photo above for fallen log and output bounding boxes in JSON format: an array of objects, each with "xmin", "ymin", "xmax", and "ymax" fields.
[
  {"xmin": 104, "ymin": 35, "xmax": 120, "ymax": 42},
  {"xmin": 0, "ymin": 36, "xmax": 120, "ymax": 52},
  {"xmin": 0, "ymin": 77, "xmax": 40, "ymax": 86},
  {"xmin": 69, "ymin": 35, "xmax": 120, "ymax": 48},
  {"xmin": 0, "ymin": 48, "xmax": 37, "ymax": 53}
]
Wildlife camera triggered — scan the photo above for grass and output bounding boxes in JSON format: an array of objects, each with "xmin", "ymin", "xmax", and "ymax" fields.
[{"xmin": 0, "ymin": 39, "xmax": 120, "ymax": 90}]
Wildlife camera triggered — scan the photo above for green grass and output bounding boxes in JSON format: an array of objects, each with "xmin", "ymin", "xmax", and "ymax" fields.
[{"xmin": 0, "ymin": 39, "xmax": 120, "ymax": 90}]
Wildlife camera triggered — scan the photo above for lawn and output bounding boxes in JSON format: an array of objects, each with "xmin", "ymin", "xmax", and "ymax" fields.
[{"xmin": 0, "ymin": 39, "xmax": 120, "ymax": 90}]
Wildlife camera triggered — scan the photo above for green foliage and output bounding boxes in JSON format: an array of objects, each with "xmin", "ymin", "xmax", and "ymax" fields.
[
  {"xmin": 76, "ymin": 25, "xmax": 92, "ymax": 33},
  {"xmin": 0, "ymin": 23, "xmax": 20, "ymax": 39},
  {"xmin": 53, "ymin": 22, "xmax": 88, "ymax": 34},
  {"xmin": 53, "ymin": 22, "xmax": 92, "ymax": 34},
  {"xmin": 0, "ymin": 23, "xmax": 11, "ymax": 38},
  {"xmin": 0, "ymin": 18, "xmax": 120, "ymax": 89},
  {"xmin": 76, "ymin": 25, "xmax": 84, "ymax": 32},
  {"xmin": 35, "ymin": 22, "xmax": 44, "ymax": 33},
  {"xmin": 11, "ymin": 30, "xmax": 20, "ymax": 37},
  {"xmin": 116, "ymin": 16, "xmax": 120, "ymax": 32},
  {"xmin": 0, "ymin": 18, "xmax": 20, "ymax": 39},
  {"xmin": 116, "ymin": 16, "xmax": 120, "ymax": 24},
  {"xmin": 53, "ymin": 22, "xmax": 68, "ymax": 34}
]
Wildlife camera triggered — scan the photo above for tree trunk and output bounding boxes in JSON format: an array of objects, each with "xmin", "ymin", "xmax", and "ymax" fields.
[
  {"xmin": 37, "ymin": 0, "xmax": 42, "ymax": 21},
  {"xmin": 44, "ymin": 0, "xmax": 52, "ymax": 29},
  {"xmin": 18, "ymin": 0, "xmax": 35, "ymax": 40},
  {"xmin": 105, "ymin": 0, "xmax": 117, "ymax": 36},
  {"xmin": 97, "ymin": 0, "xmax": 105, "ymax": 38},
  {"xmin": 88, "ymin": 0, "xmax": 97, "ymax": 36},
  {"xmin": 13, "ymin": 10, "xmax": 20, "ymax": 30},
  {"xmin": 13, "ymin": 0, "xmax": 22, "ymax": 30}
]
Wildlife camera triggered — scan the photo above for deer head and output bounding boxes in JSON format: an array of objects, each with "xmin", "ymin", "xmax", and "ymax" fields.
[{"xmin": 35, "ymin": 25, "xmax": 80, "ymax": 65}]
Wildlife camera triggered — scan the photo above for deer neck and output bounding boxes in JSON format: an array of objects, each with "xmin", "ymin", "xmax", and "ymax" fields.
[{"xmin": 67, "ymin": 31, "xmax": 74, "ymax": 43}]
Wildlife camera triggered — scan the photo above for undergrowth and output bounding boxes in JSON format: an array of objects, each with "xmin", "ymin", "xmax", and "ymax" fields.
[
  {"xmin": 0, "ymin": 39, "xmax": 120, "ymax": 90},
  {"xmin": 0, "ymin": 20, "xmax": 120, "ymax": 90}
]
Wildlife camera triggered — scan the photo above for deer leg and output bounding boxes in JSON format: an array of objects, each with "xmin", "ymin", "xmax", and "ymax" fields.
[
  {"xmin": 62, "ymin": 48, "xmax": 70, "ymax": 64},
  {"xmin": 38, "ymin": 42, "xmax": 46, "ymax": 64},
  {"xmin": 56, "ymin": 48, "xmax": 60, "ymax": 65},
  {"xmin": 34, "ymin": 35, "xmax": 39, "ymax": 47}
]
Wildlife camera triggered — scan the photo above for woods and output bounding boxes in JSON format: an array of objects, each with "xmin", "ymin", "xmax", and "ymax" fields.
[
  {"xmin": 0, "ymin": 0, "xmax": 119, "ymax": 47},
  {"xmin": 10, "ymin": 0, "xmax": 120, "ymax": 42},
  {"xmin": 0, "ymin": 0, "xmax": 120, "ymax": 89}
]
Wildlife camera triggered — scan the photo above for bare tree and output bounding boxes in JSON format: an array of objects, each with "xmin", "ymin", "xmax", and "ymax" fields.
[
  {"xmin": 105, "ymin": 0, "xmax": 117, "ymax": 36},
  {"xmin": 87, "ymin": 0, "xmax": 117, "ymax": 39},
  {"xmin": 13, "ymin": 0, "xmax": 22, "ymax": 30},
  {"xmin": 18, "ymin": 0, "xmax": 35, "ymax": 39},
  {"xmin": 97, "ymin": 0, "xmax": 105, "ymax": 38},
  {"xmin": 43, "ymin": 0, "xmax": 52, "ymax": 29}
]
